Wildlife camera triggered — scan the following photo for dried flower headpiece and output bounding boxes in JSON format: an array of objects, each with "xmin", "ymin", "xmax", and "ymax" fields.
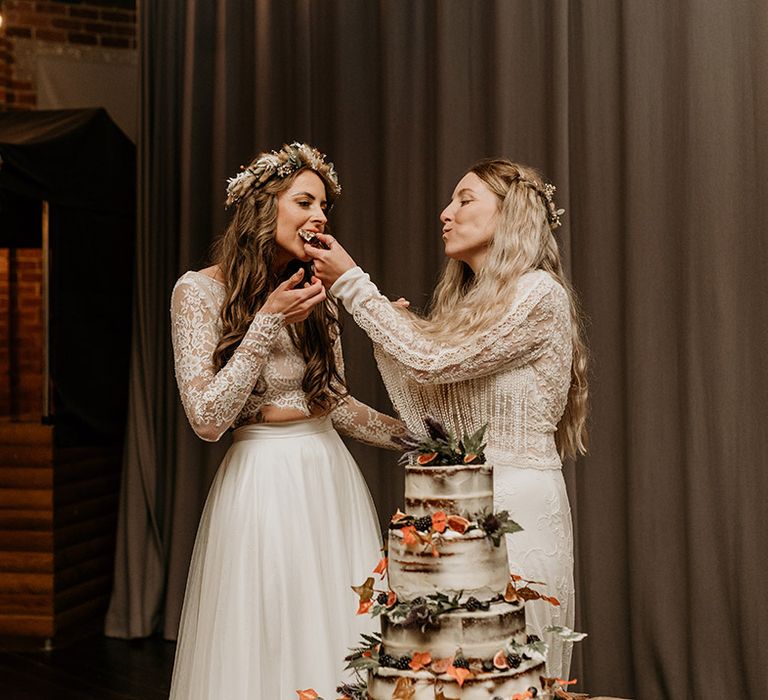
[
  {"xmin": 225, "ymin": 142, "xmax": 341, "ymax": 207},
  {"xmin": 517, "ymin": 176, "xmax": 565, "ymax": 230},
  {"xmin": 540, "ymin": 182, "xmax": 565, "ymax": 230}
]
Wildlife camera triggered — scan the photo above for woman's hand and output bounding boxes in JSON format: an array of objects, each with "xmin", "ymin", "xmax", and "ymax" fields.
[
  {"xmin": 303, "ymin": 232, "xmax": 357, "ymax": 288},
  {"xmin": 260, "ymin": 269, "xmax": 326, "ymax": 324}
]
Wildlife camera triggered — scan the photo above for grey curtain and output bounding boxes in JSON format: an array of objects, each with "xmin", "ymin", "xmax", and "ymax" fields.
[{"xmin": 106, "ymin": 2, "xmax": 768, "ymax": 698}]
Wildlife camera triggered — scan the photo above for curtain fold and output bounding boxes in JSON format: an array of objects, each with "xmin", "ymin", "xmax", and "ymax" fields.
[{"xmin": 107, "ymin": 2, "xmax": 768, "ymax": 697}]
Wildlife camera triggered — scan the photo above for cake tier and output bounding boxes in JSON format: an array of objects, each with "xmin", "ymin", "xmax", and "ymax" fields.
[
  {"xmin": 381, "ymin": 599, "xmax": 526, "ymax": 659},
  {"xmin": 405, "ymin": 464, "xmax": 494, "ymax": 518},
  {"xmin": 368, "ymin": 658, "xmax": 545, "ymax": 700},
  {"xmin": 388, "ymin": 528, "xmax": 509, "ymax": 601}
]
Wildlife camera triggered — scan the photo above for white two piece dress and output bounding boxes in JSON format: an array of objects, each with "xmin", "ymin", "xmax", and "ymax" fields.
[
  {"xmin": 168, "ymin": 271, "xmax": 402, "ymax": 699},
  {"xmin": 331, "ymin": 267, "xmax": 576, "ymax": 679}
]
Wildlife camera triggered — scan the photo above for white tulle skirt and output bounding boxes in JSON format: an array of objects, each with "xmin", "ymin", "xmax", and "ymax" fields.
[
  {"xmin": 169, "ymin": 417, "xmax": 382, "ymax": 700},
  {"xmin": 493, "ymin": 464, "xmax": 575, "ymax": 680}
]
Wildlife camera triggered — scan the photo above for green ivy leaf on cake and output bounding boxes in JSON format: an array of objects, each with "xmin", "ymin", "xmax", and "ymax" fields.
[
  {"xmin": 478, "ymin": 509, "xmax": 523, "ymax": 546},
  {"xmin": 334, "ymin": 680, "xmax": 368, "ymax": 700},
  {"xmin": 394, "ymin": 416, "xmax": 488, "ymax": 466},
  {"xmin": 343, "ymin": 632, "xmax": 382, "ymax": 672},
  {"xmin": 380, "ymin": 591, "xmax": 464, "ymax": 632}
]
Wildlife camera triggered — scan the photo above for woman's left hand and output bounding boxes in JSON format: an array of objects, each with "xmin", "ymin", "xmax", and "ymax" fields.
[{"xmin": 303, "ymin": 232, "xmax": 357, "ymax": 288}]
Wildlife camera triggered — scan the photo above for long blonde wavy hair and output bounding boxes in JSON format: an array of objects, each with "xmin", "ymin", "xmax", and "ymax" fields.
[
  {"xmin": 414, "ymin": 159, "xmax": 589, "ymax": 459},
  {"xmin": 211, "ymin": 153, "xmax": 346, "ymax": 413}
]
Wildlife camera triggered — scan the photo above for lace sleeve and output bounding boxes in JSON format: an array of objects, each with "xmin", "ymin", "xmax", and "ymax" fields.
[
  {"xmin": 170, "ymin": 276, "xmax": 285, "ymax": 442},
  {"xmin": 329, "ymin": 337, "xmax": 406, "ymax": 449},
  {"xmin": 331, "ymin": 267, "xmax": 567, "ymax": 385}
]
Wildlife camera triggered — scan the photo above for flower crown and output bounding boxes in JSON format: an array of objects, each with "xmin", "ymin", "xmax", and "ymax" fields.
[
  {"xmin": 225, "ymin": 142, "xmax": 341, "ymax": 207},
  {"xmin": 517, "ymin": 176, "xmax": 565, "ymax": 230},
  {"xmin": 539, "ymin": 182, "xmax": 565, "ymax": 230}
]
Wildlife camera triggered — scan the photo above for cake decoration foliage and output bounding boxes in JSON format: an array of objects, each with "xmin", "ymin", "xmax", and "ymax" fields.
[
  {"xmin": 395, "ymin": 416, "xmax": 488, "ymax": 466},
  {"xmin": 334, "ymin": 680, "xmax": 368, "ymax": 700},
  {"xmin": 505, "ymin": 574, "xmax": 562, "ymax": 607},
  {"xmin": 388, "ymin": 506, "xmax": 521, "ymax": 551},
  {"xmin": 306, "ymin": 421, "xmax": 591, "ymax": 699},
  {"xmin": 296, "ymin": 690, "xmax": 320, "ymax": 700}
]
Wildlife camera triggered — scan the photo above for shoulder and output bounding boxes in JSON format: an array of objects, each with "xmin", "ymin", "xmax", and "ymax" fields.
[
  {"xmin": 197, "ymin": 265, "xmax": 226, "ymax": 283},
  {"xmin": 171, "ymin": 270, "xmax": 225, "ymax": 312},
  {"xmin": 508, "ymin": 270, "xmax": 569, "ymax": 325},
  {"xmin": 517, "ymin": 269, "xmax": 565, "ymax": 302}
]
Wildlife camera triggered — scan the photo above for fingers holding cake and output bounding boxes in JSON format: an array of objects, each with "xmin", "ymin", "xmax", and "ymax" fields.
[{"xmin": 303, "ymin": 232, "xmax": 357, "ymax": 287}]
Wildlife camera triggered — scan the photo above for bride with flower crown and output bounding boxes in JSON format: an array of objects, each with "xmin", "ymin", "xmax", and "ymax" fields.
[
  {"xmin": 168, "ymin": 143, "xmax": 404, "ymax": 699},
  {"xmin": 306, "ymin": 158, "xmax": 589, "ymax": 681}
]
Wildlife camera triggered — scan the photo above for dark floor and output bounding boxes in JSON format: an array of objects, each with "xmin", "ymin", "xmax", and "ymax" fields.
[{"xmin": 0, "ymin": 635, "xmax": 175, "ymax": 700}]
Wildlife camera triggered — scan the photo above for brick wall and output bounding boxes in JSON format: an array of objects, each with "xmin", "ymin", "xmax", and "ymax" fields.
[
  {"xmin": 0, "ymin": 248, "xmax": 43, "ymax": 419},
  {"xmin": 0, "ymin": 249, "xmax": 9, "ymax": 415},
  {"xmin": 1, "ymin": 0, "xmax": 134, "ymax": 419},
  {"xmin": 0, "ymin": 0, "xmax": 137, "ymax": 110}
]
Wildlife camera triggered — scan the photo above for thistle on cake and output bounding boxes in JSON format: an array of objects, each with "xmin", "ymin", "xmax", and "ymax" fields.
[{"xmin": 394, "ymin": 416, "xmax": 488, "ymax": 466}]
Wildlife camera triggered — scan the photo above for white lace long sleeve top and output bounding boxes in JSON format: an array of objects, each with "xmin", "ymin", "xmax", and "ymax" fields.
[
  {"xmin": 330, "ymin": 267, "xmax": 572, "ymax": 470},
  {"xmin": 170, "ymin": 271, "xmax": 404, "ymax": 447}
]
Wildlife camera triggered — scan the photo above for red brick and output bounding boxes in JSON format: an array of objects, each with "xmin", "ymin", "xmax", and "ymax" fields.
[
  {"xmin": 19, "ymin": 297, "xmax": 41, "ymax": 309},
  {"xmin": 100, "ymin": 10, "xmax": 135, "ymax": 24},
  {"xmin": 36, "ymin": 31, "xmax": 65, "ymax": 43},
  {"xmin": 14, "ymin": 262, "xmax": 40, "ymax": 271},
  {"xmin": 69, "ymin": 7, "xmax": 99, "ymax": 20},
  {"xmin": 100, "ymin": 36, "xmax": 130, "ymax": 49},
  {"xmin": 14, "ymin": 281, "xmax": 39, "ymax": 292},
  {"xmin": 51, "ymin": 17, "xmax": 82, "ymax": 31},
  {"xmin": 83, "ymin": 21, "xmax": 112, "ymax": 34},
  {"xmin": 5, "ymin": 27, "xmax": 32, "ymax": 39},
  {"xmin": 35, "ymin": 2, "xmax": 68, "ymax": 15},
  {"xmin": 16, "ymin": 266, "xmax": 41, "ymax": 273},
  {"xmin": 109, "ymin": 24, "xmax": 135, "ymax": 37},
  {"xmin": 18, "ymin": 323, "xmax": 43, "ymax": 332},
  {"xmin": 67, "ymin": 32, "xmax": 97, "ymax": 46},
  {"xmin": 11, "ymin": 79, "xmax": 32, "ymax": 90},
  {"xmin": 7, "ymin": 11, "xmax": 52, "ymax": 27}
]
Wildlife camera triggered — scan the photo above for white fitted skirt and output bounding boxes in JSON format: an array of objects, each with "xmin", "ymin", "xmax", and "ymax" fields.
[
  {"xmin": 169, "ymin": 417, "xmax": 382, "ymax": 699},
  {"xmin": 493, "ymin": 464, "xmax": 575, "ymax": 680}
]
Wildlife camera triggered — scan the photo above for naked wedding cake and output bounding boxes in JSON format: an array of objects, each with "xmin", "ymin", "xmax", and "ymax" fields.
[
  {"xmin": 364, "ymin": 461, "xmax": 547, "ymax": 699},
  {"xmin": 337, "ymin": 420, "xmax": 585, "ymax": 700}
]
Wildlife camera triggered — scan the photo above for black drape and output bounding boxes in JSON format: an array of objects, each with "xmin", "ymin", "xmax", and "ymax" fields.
[{"xmin": 0, "ymin": 108, "xmax": 135, "ymax": 439}]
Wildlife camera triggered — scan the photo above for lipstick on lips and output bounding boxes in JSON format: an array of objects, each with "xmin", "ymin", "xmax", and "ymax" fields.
[{"xmin": 298, "ymin": 228, "xmax": 329, "ymax": 250}]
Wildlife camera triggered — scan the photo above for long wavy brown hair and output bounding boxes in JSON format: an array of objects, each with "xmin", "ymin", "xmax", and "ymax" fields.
[
  {"xmin": 211, "ymin": 156, "xmax": 346, "ymax": 413},
  {"xmin": 412, "ymin": 159, "xmax": 589, "ymax": 459}
]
